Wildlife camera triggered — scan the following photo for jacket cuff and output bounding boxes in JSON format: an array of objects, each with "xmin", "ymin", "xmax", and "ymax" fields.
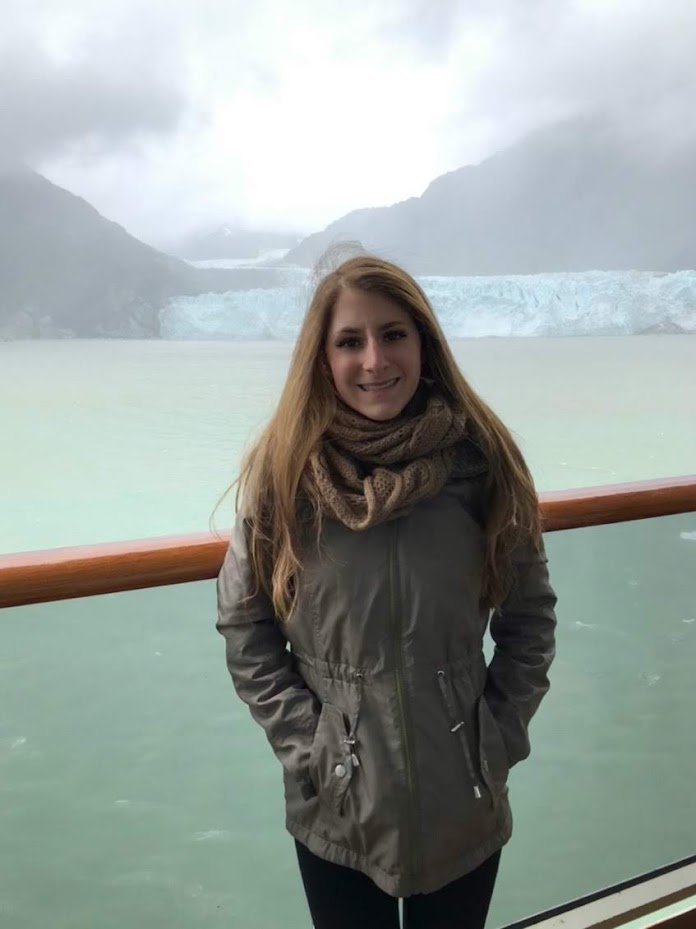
[
  {"xmin": 495, "ymin": 703, "xmax": 531, "ymax": 769},
  {"xmin": 297, "ymin": 776, "xmax": 317, "ymax": 801}
]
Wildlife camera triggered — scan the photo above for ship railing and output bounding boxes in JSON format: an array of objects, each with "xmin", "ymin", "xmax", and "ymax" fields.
[
  {"xmin": 1, "ymin": 475, "xmax": 695, "ymax": 609},
  {"xmin": 1, "ymin": 474, "xmax": 695, "ymax": 929}
]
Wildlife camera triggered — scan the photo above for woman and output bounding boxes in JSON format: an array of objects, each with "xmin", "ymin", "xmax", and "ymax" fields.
[{"xmin": 216, "ymin": 255, "xmax": 557, "ymax": 929}]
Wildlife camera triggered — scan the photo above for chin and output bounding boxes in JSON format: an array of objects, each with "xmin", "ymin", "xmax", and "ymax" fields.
[
  {"xmin": 358, "ymin": 401, "xmax": 408, "ymax": 422},
  {"xmin": 340, "ymin": 381, "xmax": 420, "ymax": 421},
  {"xmin": 346, "ymin": 384, "xmax": 419, "ymax": 421},
  {"xmin": 363, "ymin": 410, "xmax": 400, "ymax": 422}
]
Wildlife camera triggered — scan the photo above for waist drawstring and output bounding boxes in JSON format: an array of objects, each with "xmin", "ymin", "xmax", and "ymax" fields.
[{"xmin": 343, "ymin": 671, "xmax": 364, "ymax": 768}]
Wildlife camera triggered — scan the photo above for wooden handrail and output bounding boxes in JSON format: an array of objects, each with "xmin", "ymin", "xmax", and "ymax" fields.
[
  {"xmin": 1, "ymin": 475, "xmax": 694, "ymax": 610},
  {"xmin": 0, "ymin": 532, "xmax": 228, "ymax": 609},
  {"xmin": 539, "ymin": 473, "xmax": 696, "ymax": 531}
]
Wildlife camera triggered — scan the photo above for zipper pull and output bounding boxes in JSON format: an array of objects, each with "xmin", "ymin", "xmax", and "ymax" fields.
[
  {"xmin": 351, "ymin": 752, "xmax": 360, "ymax": 768},
  {"xmin": 473, "ymin": 785, "xmax": 482, "ymax": 800}
]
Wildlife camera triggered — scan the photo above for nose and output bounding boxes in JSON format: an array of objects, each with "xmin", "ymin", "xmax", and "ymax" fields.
[{"xmin": 363, "ymin": 336, "xmax": 388, "ymax": 372}]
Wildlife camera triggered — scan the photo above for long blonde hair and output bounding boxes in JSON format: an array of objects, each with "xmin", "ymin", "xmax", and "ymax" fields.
[{"xmin": 236, "ymin": 254, "xmax": 542, "ymax": 619}]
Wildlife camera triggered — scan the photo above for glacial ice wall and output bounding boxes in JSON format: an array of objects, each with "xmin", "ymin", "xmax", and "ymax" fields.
[{"xmin": 160, "ymin": 269, "xmax": 696, "ymax": 339}]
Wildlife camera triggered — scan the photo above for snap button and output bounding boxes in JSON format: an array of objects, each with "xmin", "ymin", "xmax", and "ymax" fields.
[{"xmin": 334, "ymin": 763, "xmax": 347, "ymax": 778}]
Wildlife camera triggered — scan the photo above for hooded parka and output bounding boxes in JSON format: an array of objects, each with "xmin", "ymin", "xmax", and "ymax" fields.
[{"xmin": 216, "ymin": 445, "xmax": 557, "ymax": 897}]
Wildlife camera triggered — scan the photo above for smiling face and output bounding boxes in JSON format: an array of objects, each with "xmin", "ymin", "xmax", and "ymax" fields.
[{"xmin": 324, "ymin": 287, "xmax": 422, "ymax": 421}]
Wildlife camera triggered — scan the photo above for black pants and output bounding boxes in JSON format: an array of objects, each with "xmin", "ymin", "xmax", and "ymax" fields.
[{"xmin": 295, "ymin": 840, "xmax": 501, "ymax": 929}]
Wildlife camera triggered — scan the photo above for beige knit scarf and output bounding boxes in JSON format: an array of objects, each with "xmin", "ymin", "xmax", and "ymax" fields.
[{"xmin": 308, "ymin": 392, "xmax": 469, "ymax": 530}]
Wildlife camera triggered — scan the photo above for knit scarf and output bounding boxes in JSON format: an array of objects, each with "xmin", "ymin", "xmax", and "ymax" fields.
[{"xmin": 308, "ymin": 392, "xmax": 469, "ymax": 530}]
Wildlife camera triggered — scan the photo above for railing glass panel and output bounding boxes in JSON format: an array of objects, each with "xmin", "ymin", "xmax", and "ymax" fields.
[
  {"xmin": 491, "ymin": 512, "xmax": 696, "ymax": 926},
  {"xmin": 1, "ymin": 513, "xmax": 694, "ymax": 928}
]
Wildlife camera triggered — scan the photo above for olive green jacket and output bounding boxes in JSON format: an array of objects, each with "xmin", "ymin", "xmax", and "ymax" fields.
[{"xmin": 216, "ymin": 449, "xmax": 557, "ymax": 896}]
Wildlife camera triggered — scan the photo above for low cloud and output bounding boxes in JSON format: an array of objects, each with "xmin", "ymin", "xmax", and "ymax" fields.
[
  {"xmin": 0, "ymin": 13, "xmax": 187, "ymax": 170},
  {"xmin": 3, "ymin": 0, "xmax": 695, "ymax": 242}
]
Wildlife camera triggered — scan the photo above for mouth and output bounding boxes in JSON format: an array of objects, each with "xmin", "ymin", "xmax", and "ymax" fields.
[{"xmin": 358, "ymin": 377, "xmax": 399, "ymax": 392}]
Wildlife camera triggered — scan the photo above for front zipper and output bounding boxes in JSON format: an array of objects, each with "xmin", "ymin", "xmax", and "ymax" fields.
[
  {"xmin": 389, "ymin": 522, "xmax": 420, "ymax": 885},
  {"xmin": 436, "ymin": 669, "xmax": 483, "ymax": 801}
]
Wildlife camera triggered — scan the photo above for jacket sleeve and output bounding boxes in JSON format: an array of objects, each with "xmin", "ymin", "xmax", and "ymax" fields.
[
  {"xmin": 216, "ymin": 512, "xmax": 320, "ymax": 799},
  {"xmin": 484, "ymin": 535, "xmax": 557, "ymax": 768}
]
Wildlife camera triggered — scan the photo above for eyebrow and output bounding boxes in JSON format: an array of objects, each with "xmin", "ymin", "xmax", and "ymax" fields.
[{"xmin": 334, "ymin": 320, "xmax": 406, "ymax": 335}]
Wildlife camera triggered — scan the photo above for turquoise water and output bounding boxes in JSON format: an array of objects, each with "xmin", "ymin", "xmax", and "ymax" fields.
[
  {"xmin": 1, "ymin": 337, "xmax": 695, "ymax": 927},
  {"xmin": 0, "ymin": 336, "xmax": 694, "ymax": 553},
  {"xmin": 2, "ymin": 517, "xmax": 695, "ymax": 928}
]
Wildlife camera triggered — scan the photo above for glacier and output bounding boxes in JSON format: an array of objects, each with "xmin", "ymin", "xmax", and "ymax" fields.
[{"xmin": 160, "ymin": 268, "xmax": 696, "ymax": 340}]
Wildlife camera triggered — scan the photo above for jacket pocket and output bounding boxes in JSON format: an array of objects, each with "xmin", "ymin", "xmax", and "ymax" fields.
[
  {"xmin": 436, "ymin": 669, "xmax": 484, "ymax": 802},
  {"xmin": 309, "ymin": 701, "xmax": 354, "ymax": 816},
  {"xmin": 477, "ymin": 695, "xmax": 510, "ymax": 801}
]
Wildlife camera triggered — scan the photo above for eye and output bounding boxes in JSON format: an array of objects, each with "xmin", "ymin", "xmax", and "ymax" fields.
[
  {"xmin": 384, "ymin": 329, "xmax": 407, "ymax": 341},
  {"xmin": 336, "ymin": 336, "xmax": 362, "ymax": 349}
]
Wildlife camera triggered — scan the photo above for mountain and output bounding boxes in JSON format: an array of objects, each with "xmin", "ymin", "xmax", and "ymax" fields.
[
  {"xmin": 285, "ymin": 118, "xmax": 696, "ymax": 274},
  {"xmin": 174, "ymin": 225, "xmax": 301, "ymax": 260},
  {"xmin": 0, "ymin": 169, "xmax": 284, "ymax": 339}
]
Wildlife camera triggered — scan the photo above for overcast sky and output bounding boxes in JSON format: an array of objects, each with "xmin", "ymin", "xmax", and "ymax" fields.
[{"xmin": 2, "ymin": 0, "xmax": 695, "ymax": 247}]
